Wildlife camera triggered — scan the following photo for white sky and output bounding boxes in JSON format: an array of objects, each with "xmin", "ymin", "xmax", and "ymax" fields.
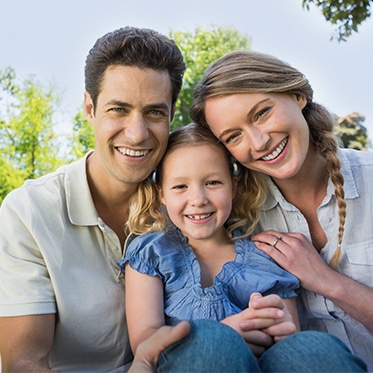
[{"xmin": 1, "ymin": 0, "xmax": 372, "ymax": 138}]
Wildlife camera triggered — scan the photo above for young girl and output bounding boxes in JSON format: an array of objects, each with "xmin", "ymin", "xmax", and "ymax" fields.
[
  {"xmin": 118, "ymin": 123, "xmax": 300, "ymax": 352},
  {"xmin": 190, "ymin": 50, "xmax": 372, "ymax": 370}
]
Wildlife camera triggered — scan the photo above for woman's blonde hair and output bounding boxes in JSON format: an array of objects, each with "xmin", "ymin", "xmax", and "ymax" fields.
[
  {"xmin": 126, "ymin": 122, "xmax": 266, "ymax": 239},
  {"xmin": 190, "ymin": 50, "xmax": 345, "ymax": 269}
]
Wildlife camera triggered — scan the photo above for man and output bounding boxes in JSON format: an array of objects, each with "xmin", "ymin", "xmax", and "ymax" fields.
[{"xmin": 0, "ymin": 26, "xmax": 187, "ymax": 372}]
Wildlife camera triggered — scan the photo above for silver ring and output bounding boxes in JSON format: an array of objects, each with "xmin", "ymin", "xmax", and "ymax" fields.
[{"xmin": 273, "ymin": 236, "xmax": 282, "ymax": 248}]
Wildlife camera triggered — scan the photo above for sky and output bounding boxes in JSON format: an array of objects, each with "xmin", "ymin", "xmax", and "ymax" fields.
[{"xmin": 1, "ymin": 0, "xmax": 372, "ymax": 139}]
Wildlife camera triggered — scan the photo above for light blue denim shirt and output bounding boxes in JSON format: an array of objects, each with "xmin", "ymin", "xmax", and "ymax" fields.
[
  {"xmin": 257, "ymin": 148, "xmax": 373, "ymax": 370},
  {"xmin": 120, "ymin": 227, "xmax": 299, "ymax": 325}
]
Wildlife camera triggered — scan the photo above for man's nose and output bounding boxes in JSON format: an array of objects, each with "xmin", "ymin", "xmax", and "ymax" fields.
[{"xmin": 124, "ymin": 114, "xmax": 149, "ymax": 144}]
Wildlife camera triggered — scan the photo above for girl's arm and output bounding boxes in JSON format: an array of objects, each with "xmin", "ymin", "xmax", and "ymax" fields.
[{"xmin": 125, "ymin": 263, "xmax": 166, "ymax": 353}]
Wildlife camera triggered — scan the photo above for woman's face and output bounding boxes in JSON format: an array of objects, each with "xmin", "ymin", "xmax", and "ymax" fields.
[{"xmin": 204, "ymin": 92, "xmax": 310, "ymax": 181}]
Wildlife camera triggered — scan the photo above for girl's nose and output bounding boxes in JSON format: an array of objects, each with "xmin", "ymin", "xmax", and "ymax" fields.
[{"xmin": 189, "ymin": 188, "xmax": 208, "ymax": 207}]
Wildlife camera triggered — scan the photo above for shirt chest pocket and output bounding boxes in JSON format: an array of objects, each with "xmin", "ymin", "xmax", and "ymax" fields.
[{"xmin": 343, "ymin": 240, "xmax": 373, "ymax": 286}]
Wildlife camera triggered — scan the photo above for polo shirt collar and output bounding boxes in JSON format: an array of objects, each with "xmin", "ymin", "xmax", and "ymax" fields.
[{"xmin": 65, "ymin": 151, "xmax": 98, "ymax": 226}]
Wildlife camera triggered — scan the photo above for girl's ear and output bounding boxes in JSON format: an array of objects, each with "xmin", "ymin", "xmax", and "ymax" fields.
[
  {"xmin": 157, "ymin": 185, "xmax": 166, "ymax": 205},
  {"xmin": 232, "ymin": 176, "xmax": 238, "ymax": 199}
]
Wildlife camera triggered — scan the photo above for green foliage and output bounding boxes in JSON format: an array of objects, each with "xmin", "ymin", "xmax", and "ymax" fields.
[
  {"xmin": 302, "ymin": 0, "xmax": 372, "ymax": 41},
  {"xmin": 0, "ymin": 68, "xmax": 64, "ymax": 203},
  {"xmin": 69, "ymin": 106, "xmax": 95, "ymax": 161},
  {"xmin": 334, "ymin": 112, "xmax": 370, "ymax": 150},
  {"xmin": 169, "ymin": 26, "xmax": 251, "ymax": 130}
]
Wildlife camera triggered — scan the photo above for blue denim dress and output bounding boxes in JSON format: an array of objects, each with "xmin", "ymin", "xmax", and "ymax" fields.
[{"xmin": 119, "ymin": 227, "xmax": 299, "ymax": 326}]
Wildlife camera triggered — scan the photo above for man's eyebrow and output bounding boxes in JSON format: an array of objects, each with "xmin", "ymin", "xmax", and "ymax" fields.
[
  {"xmin": 105, "ymin": 99, "xmax": 132, "ymax": 108},
  {"xmin": 104, "ymin": 100, "xmax": 170, "ymax": 111}
]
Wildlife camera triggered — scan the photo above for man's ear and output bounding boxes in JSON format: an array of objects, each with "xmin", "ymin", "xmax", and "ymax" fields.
[
  {"xmin": 84, "ymin": 91, "xmax": 95, "ymax": 123},
  {"xmin": 170, "ymin": 104, "xmax": 176, "ymax": 123}
]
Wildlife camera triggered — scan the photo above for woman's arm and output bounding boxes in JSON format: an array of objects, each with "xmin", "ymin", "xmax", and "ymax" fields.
[
  {"xmin": 125, "ymin": 263, "xmax": 166, "ymax": 353},
  {"xmin": 253, "ymin": 230, "xmax": 373, "ymax": 330}
]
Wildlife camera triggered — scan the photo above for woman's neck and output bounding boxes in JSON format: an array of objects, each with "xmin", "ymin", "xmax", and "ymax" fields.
[{"xmin": 272, "ymin": 150, "xmax": 328, "ymax": 209}]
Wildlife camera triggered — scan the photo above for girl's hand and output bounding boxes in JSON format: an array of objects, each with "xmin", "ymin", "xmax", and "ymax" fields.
[
  {"xmin": 221, "ymin": 293, "xmax": 296, "ymax": 356},
  {"xmin": 246, "ymin": 293, "xmax": 298, "ymax": 342}
]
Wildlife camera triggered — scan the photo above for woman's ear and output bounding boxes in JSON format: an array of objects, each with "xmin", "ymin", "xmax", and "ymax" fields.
[{"xmin": 295, "ymin": 93, "xmax": 307, "ymax": 110}]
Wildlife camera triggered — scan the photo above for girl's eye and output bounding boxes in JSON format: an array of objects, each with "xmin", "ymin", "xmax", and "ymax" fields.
[
  {"xmin": 172, "ymin": 184, "xmax": 187, "ymax": 190},
  {"xmin": 206, "ymin": 180, "xmax": 222, "ymax": 186}
]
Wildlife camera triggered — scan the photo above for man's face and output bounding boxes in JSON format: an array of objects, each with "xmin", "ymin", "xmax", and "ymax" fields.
[{"xmin": 84, "ymin": 65, "xmax": 173, "ymax": 187}]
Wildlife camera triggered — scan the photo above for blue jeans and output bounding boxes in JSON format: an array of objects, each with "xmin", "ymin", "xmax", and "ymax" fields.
[{"xmin": 158, "ymin": 320, "xmax": 367, "ymax": 372}]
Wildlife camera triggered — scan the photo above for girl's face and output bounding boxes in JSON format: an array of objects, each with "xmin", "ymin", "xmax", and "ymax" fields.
[
  {"xmin": 158, "ymin": 144, "xmax": 236, "ymax": 246},
  {"xmin": 204, "ymin": 93, "xmax": 310, "ymax": 181}
]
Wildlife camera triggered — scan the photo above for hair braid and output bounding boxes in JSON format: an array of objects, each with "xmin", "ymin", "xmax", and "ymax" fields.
[{"xmin": 304, "ymin": 102, "xmax": 346, "ymax": 269}]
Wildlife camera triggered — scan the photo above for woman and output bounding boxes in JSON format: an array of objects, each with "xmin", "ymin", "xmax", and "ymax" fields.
[{"xmin": 190, "ymin": 50, "xmax": 373, "ymax": 371}]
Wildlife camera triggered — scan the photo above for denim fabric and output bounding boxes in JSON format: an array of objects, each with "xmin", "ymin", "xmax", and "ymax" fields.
[
  {"xmin": 157, "ymin": 320, "xmax": 367, "ymax": 372},
  {"xmin": 158, "ymin": 319, "xmax": 259, "ymax": 373},
  {"xmin": 259, "ymin": 331, "xmax": 367, "ymax": 372}
]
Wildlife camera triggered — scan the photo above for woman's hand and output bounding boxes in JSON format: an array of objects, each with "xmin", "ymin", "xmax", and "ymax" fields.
[{"xmin": 252, "ymin": 230, "xmax": 333, "ymax": 293}]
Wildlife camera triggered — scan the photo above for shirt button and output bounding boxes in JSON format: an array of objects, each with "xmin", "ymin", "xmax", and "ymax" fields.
[{"xmin": 323, "ymin": 217, "xmax": 331, "ymax": 223}]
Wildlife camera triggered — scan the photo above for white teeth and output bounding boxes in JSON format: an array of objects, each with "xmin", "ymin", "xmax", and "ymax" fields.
[
  {"xmin": 187, "ymin": 213, "xmax": 211, "ymax": 220},
  {"xmin": 262, "ymin": 138, "xmax": 288, "ymax": 161},
  {"xmin": 118, "ymin": 148, "xmax": 149, "ymax": 157}
]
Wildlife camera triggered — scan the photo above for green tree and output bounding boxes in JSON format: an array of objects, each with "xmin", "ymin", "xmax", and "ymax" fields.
[
  {"xmin": 169, "ymin": 26, "xmax": 251, "ymax": 130},
  {"xmin": 334, "ymin": 112, "xmax": 370, "ymax": 150},
  {"xmin": 0, "ymin": 69, "xmax": 64, "ymax": 203},
  {"xmin": 302, "ymin": 0, "xmax": 372, "ymax": 41},
  {"xmin": 69, "ymin": 106, "xmax": 95, "ymax": 161}
]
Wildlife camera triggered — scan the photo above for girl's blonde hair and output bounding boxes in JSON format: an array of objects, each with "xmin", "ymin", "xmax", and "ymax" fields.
[
  {"xmin": 190, "ymin": 50, "xmax": 345, "ymax": 269},
  {"xmin": 126, "ymin": 122, "xmax": 266, "ymax": 239}
]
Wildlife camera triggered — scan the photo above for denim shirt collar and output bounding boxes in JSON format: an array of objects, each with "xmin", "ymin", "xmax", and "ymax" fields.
[{"xmin": 261, "ymin": 148, "xmax": 359, "ymax": 212}]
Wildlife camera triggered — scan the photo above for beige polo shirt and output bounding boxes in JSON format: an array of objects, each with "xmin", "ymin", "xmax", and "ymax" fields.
[{"xmin": 0, "ymin": 152, "xmax": 132, "ymax": 372}]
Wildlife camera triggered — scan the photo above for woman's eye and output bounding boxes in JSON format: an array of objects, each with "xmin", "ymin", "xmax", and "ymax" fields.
[
  {"xmin": 255, "ymin": 107, "xmax": 270, "ymax": 120},
  {"xmin": 225, "ymin": 132, "xmax": 241, "ymax": 144}
]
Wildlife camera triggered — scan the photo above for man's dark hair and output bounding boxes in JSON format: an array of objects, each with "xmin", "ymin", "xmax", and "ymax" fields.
[{"xmin": 85, "ymin": 26, "xmax": 186, "ymax": 109}]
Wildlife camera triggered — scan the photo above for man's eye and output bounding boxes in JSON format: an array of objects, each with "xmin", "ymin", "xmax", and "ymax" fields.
[
  {"xmin": 110, "ymin": 107, "xmax": 125, "ymax": 113},
  {"xmin": 147, "ymin": 109, "xmax": 169, "ymax": 118}
]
